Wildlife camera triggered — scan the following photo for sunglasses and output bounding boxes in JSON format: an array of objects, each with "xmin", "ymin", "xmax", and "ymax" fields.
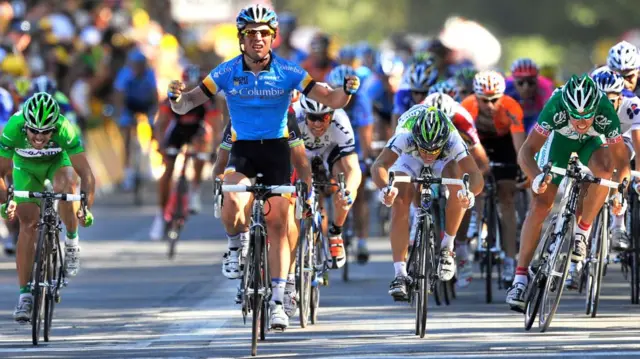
[
  {"xmin": 479, "ymin": 97, "xmax": 500, "ymax": 104},
  {"xmin": 241, "ymin": 29, "xmax": 274, "ymax": 38},
  {"xmin": 623, "ymin": 71, "xmax": 638, "ymax": 81},
  {"xmin": 418, "ymin": 146, "xmax": 442, "ymax": 156},
  {"xmin": 26, "ymin": 127, "xmax": 54, "ymax": 135},
  {"xmin": 570, "ymin": 112, "xmax": 595, "ymax": 120},
  {"xmin": 516, "ymin": 77, "xmax": 537, "ymax": 86},
  {"xmin": 411, "ymin": 91, "xmax": 428, "ymax": 97},
  {"xmin": 306, "ymin": 113, "xmax": 332, "ymax": 122}
]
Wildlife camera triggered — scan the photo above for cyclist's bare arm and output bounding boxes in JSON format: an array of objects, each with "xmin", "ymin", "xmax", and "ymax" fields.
[
  {"xmin": 337, "ymin": 153, "xmax": 362, "ymax": 197},
  {"xmin": 358, "ymin": 124, "xmax": 373, "ymax": 159},
  {"xmin": 207, "ymin": 97, "xmax": 225, "ymax": 150},
  {"xmin": 290, "ymin": 144, "xmax": 312, "ymax": 186},
  {"xmin": 517, "ymin": 130, "xmax": 548, "ymax": 180},
  {"xmin": 0, "ymin": 157, "xmax": 10, "ymax": 202},
  {"xmin": 391, "ymin": 113, "xmax": 401, "ymax": 131},
  {"xmin": 468, "ymin": 144, "xmax": 490, "ymax": 174},
  {"xmin": 69, "ymin": 153, "xmax": 96, "ymax": 208},
  {"xmin": 170, "ymin": 86, "xmax": 209, "ymax": 115},
  {"xmin": 213, "ymin": 148, "xmax": 229, "ymax": 180},
  {"xmin": 633, "ymin": 129, "xmax": 640, "ymax": 172},
  {"xmin": 511, "ymin": 131, "xmax": 526, "ymax": 156},
  {"xmin": 457, "ymin": 155, "xmax": 484, "ymax": 195},
  {"xmin": 153, "ymin": 108, "xmax": 171, "ymax": 145},
  {"xmin": 371, "ymin": 148, "xmax": 399, "ymax": 189},
  {"xmin": 307, "ymin": 83, "xmax": 353, "ymax": 109},
  {"xmin": 609, "ymin": 140, "xmax": 630, "ymax": 186}
]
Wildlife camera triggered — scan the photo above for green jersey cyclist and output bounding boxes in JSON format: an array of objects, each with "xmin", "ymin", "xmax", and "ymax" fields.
[{"xmin": 0, "ymin": 92, "xmax": 95, "ymax": 323}]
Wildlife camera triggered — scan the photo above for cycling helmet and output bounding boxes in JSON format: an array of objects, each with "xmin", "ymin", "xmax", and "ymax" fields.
[
  {"xmin": 607, "ymin": 41, "xmax": 640, "ymax": 72},
  {"xmin": 428, "ymin": 79, "xmax": 461, "ymax": 102},
  {"xmin": 29, "ymin": 75, "xmax": 57, "ymax": 95},
  {"xmin": 590, "ymin": 65, "xmax": 610, "ymax": 77},
  {"xmin": 473, "ymin": 70, "xmax": 505, "ymax": 99},
  {"xmin": 421, "ymin": 93, "xmax": 456, "ymax": 119},
  {"xmin": 455, "ymin": 67, "xmax": 478, "ymax": 93},
  {"xmin": 182, "ymin": 64, "xmax": 203, "ymax": 84},
  {"xmin": 23, "ymin": 92, "xmax": 60, "ymax": 130},
  {"xmin": 300, "ymin": 84, "xmax": 334, "ymax": 114},
  {"xmin": 326, "ymin": 65, "xmax": 356, "ymax": 89},
  {"xmin": 337, "ymin": 45, "xmax": 356, "ymax": 63},
  {"xmin": 510, "ymin": 58, "xmax": 539, "ymax": 77},
  {"xmin": 561, "ymin": 74, "xmax": 600, "ymax": 119},
  {"xmin": 236, "ymin": 4, "xmax": 278, "ymax": 32},
  {"xmin": 412, "ymin": 107, "xmax": 451, "ymax": 152},
  {"xmin": 278, "ymin": 12, "xmax": 296, "ymax": 27},
  {"xmin": 1, "ymin": 54, "xmax": 28, "ymax": 77},
  {"xmin": 407, "ymin": 60, "xmax": 438, "ymax": 92},
  {"xmin": 374, "ymin": 53, "xmax": 404, "ymax": 76},
  {"xmin": 592, "ymin": 69, "xmax": 625, "ymax": 94}
]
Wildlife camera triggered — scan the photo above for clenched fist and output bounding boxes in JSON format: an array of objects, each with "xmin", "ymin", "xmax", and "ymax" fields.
[{"xmin": 167, "ymin": 80, "xmax": 186, "ymax": 100}]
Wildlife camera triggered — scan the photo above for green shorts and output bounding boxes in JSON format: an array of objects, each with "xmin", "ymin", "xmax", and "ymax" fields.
[
  {"xmin": 535, "ymin": 132, "xmax": 604, "ymax": 186},
  {"xmin": 12, "ymin": 154, "xmax": 71, "ymax": 204}
]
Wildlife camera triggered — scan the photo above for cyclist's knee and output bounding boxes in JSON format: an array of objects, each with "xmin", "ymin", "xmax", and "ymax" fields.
[
  {"xmin": 530, "ymin": 195, "xmax": 554, "ymax": 220},
  {"xmin": 589, "ymin": 151, "xmax": 614, "ymax": 177},
  {"xmin": 16, "ymin": 204, "xmax": 38, "ymax": 231},
  {"xmin": 53, "ymin": 167, "xmax": 78, "ymax": 193}
]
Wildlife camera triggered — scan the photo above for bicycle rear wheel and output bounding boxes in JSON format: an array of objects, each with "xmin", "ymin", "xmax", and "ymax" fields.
[
  {"xmin": 539, "ymin": 218, "xmax": 574, "ymax": 332},
  {"xmin": 298, "ymin": 219, "xmax": 312, "ymax": 328},
  {"xmin": 250, "ymin": 228, "xmax": 264, "ymax": 356},
  {"xmin": 631, "ymin": 193, "xmax": 640, "ymax": 304},
  {"xmin": 32, "ymin": 225, "xmax": 49, "ymax": 345}
]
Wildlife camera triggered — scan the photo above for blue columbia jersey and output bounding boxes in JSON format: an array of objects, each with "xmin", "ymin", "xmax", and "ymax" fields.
[
  {"xmin": 200, "ymin": 54, "xmax": 315, "ymax": 141},
  {"xmin": 360, "ymin": 74, "xmax": 394, "ymax": 120}
]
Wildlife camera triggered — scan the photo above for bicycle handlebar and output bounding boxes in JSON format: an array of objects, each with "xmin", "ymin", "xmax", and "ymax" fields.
[
  {"xmin": 543, "ymin": 161, "xmax": 627, "ymax": 191},
  {"xmin": 386, "ymin": 172, "xmax": 471, "ymax": 199}
]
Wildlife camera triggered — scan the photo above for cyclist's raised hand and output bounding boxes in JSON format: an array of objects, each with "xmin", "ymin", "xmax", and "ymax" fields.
[
  {"xmin": 167, "ymin": 80, "xmax": 186, "ymax": 100},
  {"xmin": 532, "ymin": 173, "xmax": 552, "ymax": 194},
  {"xmin": 1, "ymin": 200, "xmax": 16, "ymax": 221}
]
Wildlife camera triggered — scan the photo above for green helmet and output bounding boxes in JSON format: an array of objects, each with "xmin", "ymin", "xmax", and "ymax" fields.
[
  {"xmin": 23, "ymin": 92, "xmax": 60, "ymax": 130},
  {"xmin": 411, "ymin": 106, "xmax": 451, "ymax": 152},
  {"xmin": 561, "ymin": 74, "xmax": 600, "ymax": 119}
]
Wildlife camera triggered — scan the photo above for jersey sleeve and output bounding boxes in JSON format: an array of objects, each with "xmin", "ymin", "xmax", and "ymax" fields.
[
  {"xmin": 600, "ymin": 97, "xmax": 623, "ymax": 144},
  {"xmin": 57, "ymin": 116, "xmax": 84, "ymax": 155},
  {"xmin": 504, "ymin": 96, "xmax": 525, "ymax": 134},
  {"xmin": 0, "ymin": 114, "xmax": 21, "ymax": 158},
  {"xmin": 452, "ymin": 104, "xmax": 480, "ymax": 146},
  {"xmin": 200, "ymin": 62, "xmax": 229, "ymax": 97},
  {"xmin": 219, "ymin": 122, "xmax": 233, "ymax": 151},
  {"xmin": 385, "ymin": 132, "xmax": 412, "ymax": 155},
  {"xmin": 289, "ymin": 64, "xmax": 316, "ymax": 95},
  {"xmin": 332, "ymin": 110, "xmax": 356, "ymax": 156},
  {"xmin": 286, "ymin": 110, "xmax": 304, "ymax": 148},
  {"xmin": 532, "ymin": 93, "xmax": 562, "ymax": 137},
  {"xmin": 113, "ymin": 67, "xmax": 130, "ymax": 92},
  {"xmin": 448, "ymin": 130, "xmax": 470, "ymax": 162}
]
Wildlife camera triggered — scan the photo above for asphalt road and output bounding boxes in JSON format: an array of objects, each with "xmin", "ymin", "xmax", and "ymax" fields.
[{"xmin": 1, "ymin": 184, "xmax": 640, "ymax": 359}]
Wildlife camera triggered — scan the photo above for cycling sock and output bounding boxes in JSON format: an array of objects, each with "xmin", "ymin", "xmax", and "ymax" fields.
[
  {"xmin": 575, "ymin": 220, "xmax": 592, "ymax": 240},
  {"xmin": 65, "ymin": 235, "xmax": 78, "ymax": 247},
  {"xmin": 394, "ymin": 261, "xmax": 407, "ymax": 277},
  {"xmin": 239, "ymin": 231, "xmax": 250, "ymax": 255},
  {"xmin": 271, "ymin": 278, "xmax": 286, "ymax": 303},
  {"xmin": 227, "ymin": 233, "xmax": 241, "ymax": 250},
  {"xmin": 329, "ymin": 223, "xmax": 342, "ymax": 236},
  {"xmin": 19, "ymin": 285, "xmax": 29, "ymax": 294},
  {"xmin": 440, "ymin": 232, "xmax": 455, "ymax": 251},
  {"xmin": 514, "ymin": 266, "xmax": 528, "ymax": 286},
  {"xmin": 612, "ymin": 213, "xmax": 625, "ymax": 231},
  {"xmin": 66, "ymin": 230, "xmax": 78, "ymax": 240}
]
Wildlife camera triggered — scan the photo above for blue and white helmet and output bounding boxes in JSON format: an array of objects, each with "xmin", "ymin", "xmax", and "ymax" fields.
[
  {"xmin": 326, "ymin": 65, "xmax": 356, "ymax": 89},
  {"xmin": 407, "ymin": 60, "xmax": 438, "ymax": 92},
  {"xmin": 236, "ymin": 4, "xmax": 278, "ymax": 31},
  {"xmin": 607, "ymin": 41, "xmax": 640, "ymax": 72},
  {"xmin": 592, "ymin": 68, "xmax": 625, "ymax": 94}
]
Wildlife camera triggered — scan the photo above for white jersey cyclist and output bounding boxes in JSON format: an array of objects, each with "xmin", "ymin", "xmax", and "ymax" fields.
[{"xmin": 387, "ymin": 106, "xmax": 470, "ymax": 178}]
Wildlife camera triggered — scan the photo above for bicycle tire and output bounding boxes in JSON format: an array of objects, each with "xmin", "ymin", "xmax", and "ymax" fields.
[
  {"xmin": 32, "ymin": 224, "xmax": 49, "ymax": 346},
  {"xmin": 590, "ymin": 209, "xmax": 607, "ymax": 318},
  {"xmin": 260, "ymin": 225, "xmax": 270, "ymax": 340},
  {"xmin": 44, "ymin": 232, "xmax": 57, "ymax": 342},
  {"xmin": 539, "ymin": 218, "xmax": 574, "ymax": 332},
  {"xmin": 250, "ymin": 227, "xmax": 264, "ymax": 357},
  {"xmin": 632, "ymin": 193, "xmax": 640, "ymax": 304},
  {"xmin": 442, "ymin": 279, "xmax": 450, "ymax": 305},
  {"xmin": 447, "ymin": 279, "xmax": 456, "ymax": 300},
  {"xmin": 310, "ymin": 285, "xmax": 320, "ymax": 324},
  {"xmin": 525, "ymin": 271, "xmax": 545, "ymax": 331},
  {"xmin": 485, "ymin": 209, "xmax": 494, "ymax": 304},
  {"xmin": 342, "ymin": 240, "xmax": 349, "ymax": 282},
  {"xmin": 298, "ymin": 219, "xmax": 312, "ymax": 328},
  {"xmin": 418, "ymin": 215, "xmax": 433, "ymax": 338}
]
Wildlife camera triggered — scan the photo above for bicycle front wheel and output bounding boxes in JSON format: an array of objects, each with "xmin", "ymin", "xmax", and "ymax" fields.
[
  {"xmin": 539, "ymin": 218, "xmax": 574, "ymax": 332},
  {"xmin": 44, "ymin": 232, "xmax": 58, "ymax": 342},
  {"xmin": 588, "ymin": 209, "xmax": 607, "ymax": 317},
  {"xmin": 298, "ymin": 219, "xmax": 312, "ymax": 328},
  {"xmin": 250, "ymin": 227, "xmax": 265, "ymax": 356},
  {"xmin": 418, "ymin": 216, "xmax": 433, "ymax": 338},
  {"xmin": 32, "ymin": 225, "xmax": 49, "ymax": 345}
]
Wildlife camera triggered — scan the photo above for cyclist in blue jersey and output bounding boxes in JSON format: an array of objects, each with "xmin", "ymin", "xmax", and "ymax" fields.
[
  {"xmin": 326, "ymin": 65, "xmax": 375, "ymax": 262},
  {"xmin": 391, "ymin": 59, "xmax": 439, "ymax": 128},
  {"xmin": 361, "ymin": 54, "xmax": 404, "ymax": 140},
  {"xmin": 114, "ymin": 48, "xmax": 159, "ymax": 191},
  {"xmin": 272, "ymin": 12, "xmax": 307, "ymax": 64},
  {"xmin": 355, "ymin": 43, "xmax": 375, "ymax": 83},
  {"xmin": 166, "ymin": 4, "xmax": 360, "ymax": 330},
  {"xmin": 337, "ymin": 45, "xmax": 357, "ymax": 67}
]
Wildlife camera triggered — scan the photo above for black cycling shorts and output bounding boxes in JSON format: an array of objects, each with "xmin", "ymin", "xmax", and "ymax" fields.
[
  {"xmin": 162, "ymin": 122, "xmax": 204, "ymax": 151},
  {"xmin": 480, "ymin": 134, "xmax": 518, "ymax": 181},
  {"xmin": 226, "ymin": 138, "xmax": 291, "ymax": 186}
]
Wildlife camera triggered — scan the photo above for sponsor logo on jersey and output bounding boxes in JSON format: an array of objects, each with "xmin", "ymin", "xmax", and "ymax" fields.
[
  {"xmin": 594, "ymin": 115, "xmax": 611, "ymax": 127},
  {"xmin": 553, "ymin": 111, "xmax": 567, "ymax": 125},
  {"xmin": 227, "ymin": 87, "xmax": 287, "ymax": 98},
  {"xmin": 627, "ymin": 103, "xmax": 640, "ymax": 119},
  {"xmin": 16, "ymin": 147, "xmax": 62, "ymax": 157},
  {"xmin": 233, "ymin": 76, "xmax": 248, "ymax": 86},
  {"xmin": 280, "ymin": 64, "xmax": 305, "ymax": 74}
]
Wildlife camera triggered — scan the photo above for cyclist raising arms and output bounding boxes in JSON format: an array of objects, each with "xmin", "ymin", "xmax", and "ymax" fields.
[
  {"xmin": 0, "ymin": 93, "xmax": 95, "ymax": 322},
  {"xmin": 371, "ymin": 106, "xmax": 483, "ymax": 299},
  {"xmin": 506, "ymin": 74, "xmax": 629, "ymax": 311},
  {"xmin": 166, "ymin": 5, "xmax": 359, "ymax": 330}
]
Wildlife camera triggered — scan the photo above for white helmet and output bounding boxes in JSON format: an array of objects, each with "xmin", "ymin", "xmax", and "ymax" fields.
[
  {"xmin": 607, "ymin": 41, "xmax": 640, "ymax": 72},
  {"xmin": 421, "ymin": 93, "xmax": 456, "ymax": 119},
  {"xmin": 299, "ymin": 82, "xmax": 333, "ymax": 114},
  {"xmin": 592, "ymin": 68, "xmax": 625, "ymax": 94}
]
